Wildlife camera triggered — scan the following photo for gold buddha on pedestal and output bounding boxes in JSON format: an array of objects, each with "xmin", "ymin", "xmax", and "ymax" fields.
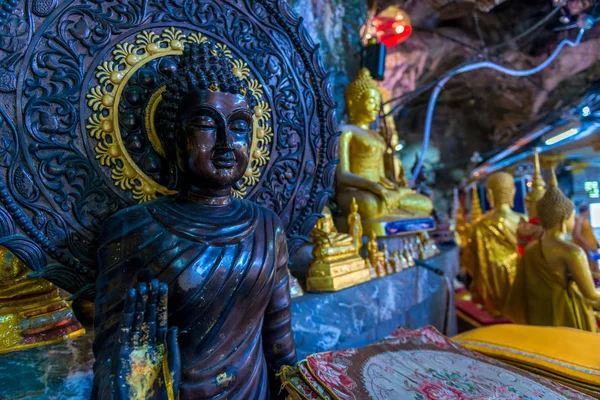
[
  {"xmin": 306, "ymin": 200, "xmax": 371, "ymax": 292},
  {"xmin": 0, "ymin": 247, "xmax": 85, "ymax": 353},
  {"xmin": 336, "ymin": 68, "xmax": 434, "ymax": 237}
]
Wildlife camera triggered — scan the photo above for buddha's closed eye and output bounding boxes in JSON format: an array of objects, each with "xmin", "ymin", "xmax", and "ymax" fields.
[
  {"xmin": 188, "ymin": 115, "xmax": 217, "ymax": 129},
  {"xmin": 229, "ymin": 120, "xmax": 249, "ymax": 133}
]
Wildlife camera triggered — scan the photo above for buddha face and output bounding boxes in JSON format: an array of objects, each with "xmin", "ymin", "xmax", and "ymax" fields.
[
  {"xmin": 349, "ymin": 88, "xmax": 381, "ymax": 125},
  {"xmin": 565, "ymin": 210, "xmax": 576, "ymax": 233},
  {"xmin": 176, "ymin": 90, "xmax": 252, "ymax": 190}
]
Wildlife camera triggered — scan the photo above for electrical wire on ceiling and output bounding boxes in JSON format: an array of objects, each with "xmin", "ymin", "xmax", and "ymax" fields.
[
  {"xmin": 369, "ymin": 0, "xmax": 595, "ymax": 186},
  {"xmin": 409, "ymin": 16, "xmax": 597, "ymax": 187},
  {"xmin": 382, "ymin": 2, "xmax": 567, "ymax": 115}
]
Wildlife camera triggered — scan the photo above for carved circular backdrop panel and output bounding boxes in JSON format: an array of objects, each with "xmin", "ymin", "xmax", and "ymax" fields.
[{"xmin": 0, "ymin": 0, "xmax": 338, "ymax": 298}]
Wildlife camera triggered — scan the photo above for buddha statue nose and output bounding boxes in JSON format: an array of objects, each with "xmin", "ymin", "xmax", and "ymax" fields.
[{"xmin": 216, "ymin": 124, "xmax": 235, "ymax": 149}]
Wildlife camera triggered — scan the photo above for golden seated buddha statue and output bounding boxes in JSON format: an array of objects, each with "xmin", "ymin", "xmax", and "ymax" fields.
[
  {"xmin": 306, "ymin": 201, "xmax": 371, "ymax": 292},
  {"xmin": 0, "ymin": 246, "xmax": 85, "ymax": 353},
  {"xmin": 506, "ymin": 171, "xmax": 600, "ymax": 332},
  {"xmin": 335, "ymin": 68, "xmax": 434, "ymax": 237}
]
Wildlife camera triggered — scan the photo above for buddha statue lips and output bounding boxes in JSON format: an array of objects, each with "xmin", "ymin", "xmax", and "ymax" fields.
[
  {"xmin": 92, "ymin": 42, "xmax": 296, "ymax": 400},
  {"xmin": 335, "ymin": 68, "xmax": 433, "ymax": 237}
]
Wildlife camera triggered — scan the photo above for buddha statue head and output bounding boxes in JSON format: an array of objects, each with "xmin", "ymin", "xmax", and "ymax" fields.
[
  {"xmin": 485, "ymin": 171, "xmax": 516, "ymax": 209},
  {"xmin": 345, "ymin": 68, "xmax": 381, "ymax": 126},
  {"xmin": 315, "ymin": 206, "xmax": 335, "ymax": 234},
  {"xmin": 156, "ymin": 41, "xmax": 256, "ymax": 202},
  {"xmin": 536, "ymin": 169, "xmax": 575, "ymax": 232}
]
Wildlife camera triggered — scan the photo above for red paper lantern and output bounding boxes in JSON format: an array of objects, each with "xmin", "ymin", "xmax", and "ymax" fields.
[{"xmin": 373, "ymin": 7, "xmax": 412, "ymax": 48}]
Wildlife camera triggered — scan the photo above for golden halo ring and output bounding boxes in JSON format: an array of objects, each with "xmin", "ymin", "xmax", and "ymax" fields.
[{"xmin": 86, "ymin": 28, "xmax": 272, "ymax": 202}]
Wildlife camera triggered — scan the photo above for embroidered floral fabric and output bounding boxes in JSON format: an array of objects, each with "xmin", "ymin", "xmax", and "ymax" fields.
[{"xmin": 280, "ymin": 326, "xmax": 592, "ymax": 400}]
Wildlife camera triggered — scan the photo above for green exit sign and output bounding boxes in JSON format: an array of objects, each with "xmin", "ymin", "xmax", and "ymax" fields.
[{"xmin": 585, "ymin": 181, "xmax": 599, "ymax": 199}]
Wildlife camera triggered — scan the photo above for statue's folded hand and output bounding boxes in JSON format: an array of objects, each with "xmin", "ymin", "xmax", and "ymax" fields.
[
  {"xmin": 112, "ymin": 280, "xmax": 181, "ymax": 400},
  {"xmin": 380, "ymin": 177, "xmax": 397, "ymax": 190}
]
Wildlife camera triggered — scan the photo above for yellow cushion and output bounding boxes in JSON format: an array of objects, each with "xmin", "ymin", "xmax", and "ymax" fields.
[
  {"xmin": 507, "ymin": 362, "xmax": 600, "ymax": 398},
  {"xmin": 453, "ymin": 325, "xmax": 600, "ymax": 387}
]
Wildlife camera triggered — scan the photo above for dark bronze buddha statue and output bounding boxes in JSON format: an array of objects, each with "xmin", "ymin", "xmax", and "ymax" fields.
[{"xmin": 92, "ymin": 41, "xmax": 296, "ymax": 399}]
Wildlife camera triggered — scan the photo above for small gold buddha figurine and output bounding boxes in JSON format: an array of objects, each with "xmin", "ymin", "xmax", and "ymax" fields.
[
  {"xmin": 336, "ymin": 68, "xmax": 433, "ymax": 237},
  {"xmin": 455, "ymin": 196, "xmax": 473, "ymax": 276},
  {"xmin": 398, "ymin": 250, "xmax": 409, "ymax": 270},
  {"xmin": 0, "ymin": 246, "xmax": 85, "ymax": 353},
  {"xmin": 427, "ymin": 231, "xmax": 440, "ymax": 257},
  {"xmin": 416, "ymin": 235, "xmax": 426, "ymax": 260},
  {"xmin": 382, "ymin": 244, "xmax": 394, "ymax": 275},
  {"xmin": 306, "ymin": 204, "xmax": 371, "ymax": 292},
  {"xmin": 506, "ymin": 171, "xmax": 600, "ymax": 332},
  {"xmin": 417, "ymin": 231, "xmax": 439, "ymax": 260},
  {"xmin": 348, "ymin": 198, "xmax": 363, "ymax": 254},
  {"xmin": 409, "ymin": 236, "xmax": 419, "ymax": 260},
  {"xmin": 366, "ymin": 232, "xmax": 387, "ymax": 278},
  {"xmin": 469, "ymin": 172, "xmax": 524, "ymax": 317},
  {"xmin": 391, "ymin": 251, "xmax": 406, "ymax": 272},
  {"xmin": 402, "ymin": 239, "xmax": 416, "ymax": 267}
]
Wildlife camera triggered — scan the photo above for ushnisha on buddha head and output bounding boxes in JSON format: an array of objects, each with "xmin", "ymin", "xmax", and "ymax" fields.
[{"xmin": 156, "ymin": 41, "xmax": 257, "ymax": 200}]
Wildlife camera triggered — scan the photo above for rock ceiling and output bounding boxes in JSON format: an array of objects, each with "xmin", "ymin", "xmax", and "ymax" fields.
[{"xmin": 378, "ymin": 0, "xmax": 600, "ymax": 182}]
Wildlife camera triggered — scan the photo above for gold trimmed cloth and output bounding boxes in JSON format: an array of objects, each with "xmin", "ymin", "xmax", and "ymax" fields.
[{"xmin": 454, "ymin": 324, "xmax": 600, "ymax": 397}]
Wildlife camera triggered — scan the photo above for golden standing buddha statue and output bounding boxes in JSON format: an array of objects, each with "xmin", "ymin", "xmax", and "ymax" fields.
[
  {"xmin": 347, "ymin": 198, "xmax": 363, "ymax": 252},
  {"xmin": 379, "ymin": 87, "xmax": 407, "ymax": 188},
  {"xmin": 455, "ymin": 195, "xmax": 472, "ymax": 269},
  {"xmin": 461, "ymin": 186, "xmax": 481, "ymax": 280},
  {"xmin": 336, "ymin": 68, "xmax": 434, "ymax": 237},
  {"xmin": 306, "ymin": 202, "xmax": 371, "ymax": 292},
  {"xmin": 0, "ymin": 246, "xmax": 84, "ymax": 353},
  {"xmin": 469, "ymin": 172, "xmax": 524, "ymax": 317},
  {"xmin": 505, "ymin": 171, "xmax": 600, "ymax": 332}
]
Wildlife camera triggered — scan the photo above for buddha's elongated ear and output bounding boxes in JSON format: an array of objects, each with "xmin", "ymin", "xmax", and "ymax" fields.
[
  {"xmin": 232, "ymin": 179, "xmax": 244, "ymax": 192},
  {"xmin": 486, "ymin": 187, "xmax": 495, "ymax": 208},
  {"xmin": 166, "ymin": 160, "xmax": 180, "ymax": 191}
]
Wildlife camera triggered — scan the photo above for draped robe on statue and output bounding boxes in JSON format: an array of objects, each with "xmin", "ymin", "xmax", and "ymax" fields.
[
  {"xmin": 505, "ymin": 241, "xmax": 597, "ymax": 332},
  {"xmin": 92, "ymin": 196, "xmax": 296, "ymax": 399},
  {"xmin": 469, "ymin": 213, "xmax": 520, "ymax": 317}
]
